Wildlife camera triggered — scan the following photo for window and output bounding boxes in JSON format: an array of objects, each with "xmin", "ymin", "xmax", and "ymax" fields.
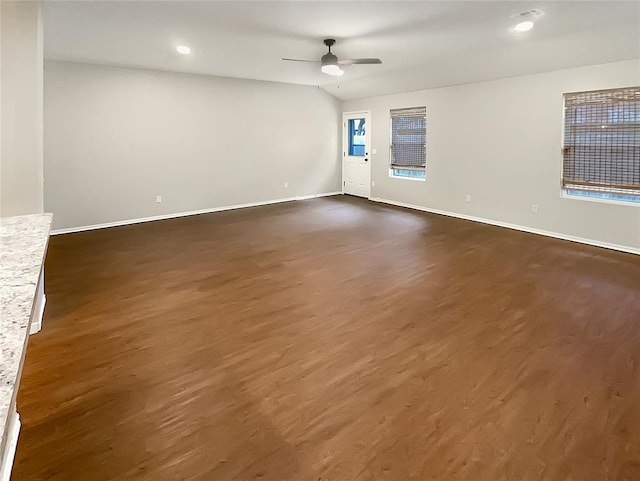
[
  {"xmin": 390, "ymin": 106, "xmax": 426, "ymax": 180},
  {"xmin": 348, "ymin": 118, "xmax": 366, "ymax": 156},
  {"xmin": 562, "ymin": 87, "xmax": 640, "ymax": 204}
]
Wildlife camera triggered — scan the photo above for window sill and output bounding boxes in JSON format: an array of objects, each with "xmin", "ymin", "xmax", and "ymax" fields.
[{"xmin": 561, "ymin": 190, "xmax": 640, "ymax": 207}]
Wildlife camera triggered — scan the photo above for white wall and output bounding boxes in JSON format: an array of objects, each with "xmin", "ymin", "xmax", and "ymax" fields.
[
  {"xmin": 1, "ymin": 1, "xmax": 44, "ymax": 217},
  {"xmin": 343, "ymin": 60, "xmax": 640, "ymax": 253},
  {"xmin": 44, "ymin": 60, "xmax": 342, "ymax": 230}
]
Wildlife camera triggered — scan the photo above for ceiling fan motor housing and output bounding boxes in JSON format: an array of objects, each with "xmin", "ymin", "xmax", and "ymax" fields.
[{"xmin": 321, "ymin": 52, "xmax": 338, "ymax": 66}]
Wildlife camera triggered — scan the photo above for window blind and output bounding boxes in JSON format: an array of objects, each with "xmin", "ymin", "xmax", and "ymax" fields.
[
  {"xmin": 562, "ymin": 87, "xmax": 640, "ymax": 198},
  {"xmin": 390, "ymin": 106, "xmax": 426, "ymax": 169}
]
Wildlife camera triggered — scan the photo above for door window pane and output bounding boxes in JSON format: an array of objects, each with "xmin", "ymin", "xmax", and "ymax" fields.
[{"xmin": 348, "ymin": 118, "xmax": 366, "ymax": 156}]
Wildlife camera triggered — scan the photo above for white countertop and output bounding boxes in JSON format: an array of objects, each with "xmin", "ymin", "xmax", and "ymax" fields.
[{"xmin": 0, "ymin": 214, "xmax": 52, "ymax": 450}]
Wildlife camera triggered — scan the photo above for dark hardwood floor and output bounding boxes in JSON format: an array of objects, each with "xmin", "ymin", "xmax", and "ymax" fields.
[{"xmin": 12, "ymin": 195, "xmax": 640, "ymax": 480}]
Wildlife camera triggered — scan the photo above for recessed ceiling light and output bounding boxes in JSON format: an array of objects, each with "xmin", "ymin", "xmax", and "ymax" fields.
[
  {"xmin": 176, "ymin": 45, "xmax": 191, "ymax": 55},
  {"xmin": 514, "ymin": 20, "xmax": 534, "ymax": 32},
  {"xmin": 510, "ymin": 9, "xmax": 543, "ymax": 33}
]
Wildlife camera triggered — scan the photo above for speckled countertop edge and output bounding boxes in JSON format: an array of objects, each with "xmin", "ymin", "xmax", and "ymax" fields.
[{"xmin": 0, "ymin": 214, "xmax": 52, "ymax": 450}]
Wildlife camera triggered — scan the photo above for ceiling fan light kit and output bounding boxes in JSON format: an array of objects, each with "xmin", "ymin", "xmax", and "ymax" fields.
[
  {"xmin": 321, "ymin": 64, "xmax": 344, "ymax": 76},
  {"xmin": 283, "ymin": 38, "xmax": 382, "ymax": 76}
]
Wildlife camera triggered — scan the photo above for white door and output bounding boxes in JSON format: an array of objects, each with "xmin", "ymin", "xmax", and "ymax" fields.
[{"xmin": 343, "ymin": 111, "xmax": 371, "ymax": 198}]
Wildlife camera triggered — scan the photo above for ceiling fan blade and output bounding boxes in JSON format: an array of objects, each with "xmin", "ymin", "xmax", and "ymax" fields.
[
  {"xmin": 281, "ymin": 58, "xmax": 321, "ymax": 63},
  {"xmin": 338, "ymin": 58, "xmax": 382, "ymax": 66}
]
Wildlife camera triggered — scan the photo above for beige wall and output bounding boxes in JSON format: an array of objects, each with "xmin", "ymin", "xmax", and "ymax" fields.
[
  {"xmin": 44, "ymin": 60, "xmax": 342, "ymax": 230},
  {"xmin": 43, "ymin": 59, "xmax": 640, "ymax": 250},
  {"xmin": 343, "ymin": 60, "xmax": 640, "ymax": 252},
  {"xmin": 1, "ymin": 1, "xmax": 44, "ymax": 217}
]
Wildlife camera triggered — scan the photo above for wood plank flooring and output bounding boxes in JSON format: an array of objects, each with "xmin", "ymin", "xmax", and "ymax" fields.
[{"xmin": 12, "ymin": 195, "xmax": 640, "ymax": 480}]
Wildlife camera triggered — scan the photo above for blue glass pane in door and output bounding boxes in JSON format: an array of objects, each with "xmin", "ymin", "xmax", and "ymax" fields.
[{"xmin": 348, "ymin": 118, "xmax": 366, "ymax": 156}]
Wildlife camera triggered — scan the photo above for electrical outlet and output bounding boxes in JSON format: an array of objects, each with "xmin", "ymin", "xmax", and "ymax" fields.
[
  {"xmin": 372, "ymin": 148, "xmax": 377, "ymax": 155},
  {"xmin": 284, "ymin": 182, "xmax": 289, "ymax": 188},
  {"xmin": 465, "ymin": 194, "xmax": 471, "ymax": 202},
  {"xmin": 372, "ymin": 180, "xmax": 375, "ymax": 187},
  {"xmin": 156, "ymin": 195, "xmax": 162, "ymax": 203},
  {"xmin": 532, "ymin": 204, "xmax": 539, "ymax": 213}
]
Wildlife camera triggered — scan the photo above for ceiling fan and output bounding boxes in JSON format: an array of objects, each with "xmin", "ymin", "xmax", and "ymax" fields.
[{"xmin": 282, "ymin": 39, "xmax": 382, "ymax": 76}]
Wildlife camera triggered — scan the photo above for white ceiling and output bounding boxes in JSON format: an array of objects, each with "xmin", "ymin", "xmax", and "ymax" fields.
[{"xmin": 43, "ymin": 1, "xmax": 640, "ymax": 101}]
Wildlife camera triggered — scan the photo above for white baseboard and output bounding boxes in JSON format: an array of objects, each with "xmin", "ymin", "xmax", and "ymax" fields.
[
  {"xmin": 0, "ymin": 410, "xmax": 20, "ymax": 481},
  {"xmin": 50, "ymin": 192, "xmax": 636, "ymax": 255},
  {"xmin": 371, "ymin": 197, "xmax": 639, "ymax": 256},
  {"xmin": 51, "ymin": 192, "xmax": 343, "ymax": 235}
]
